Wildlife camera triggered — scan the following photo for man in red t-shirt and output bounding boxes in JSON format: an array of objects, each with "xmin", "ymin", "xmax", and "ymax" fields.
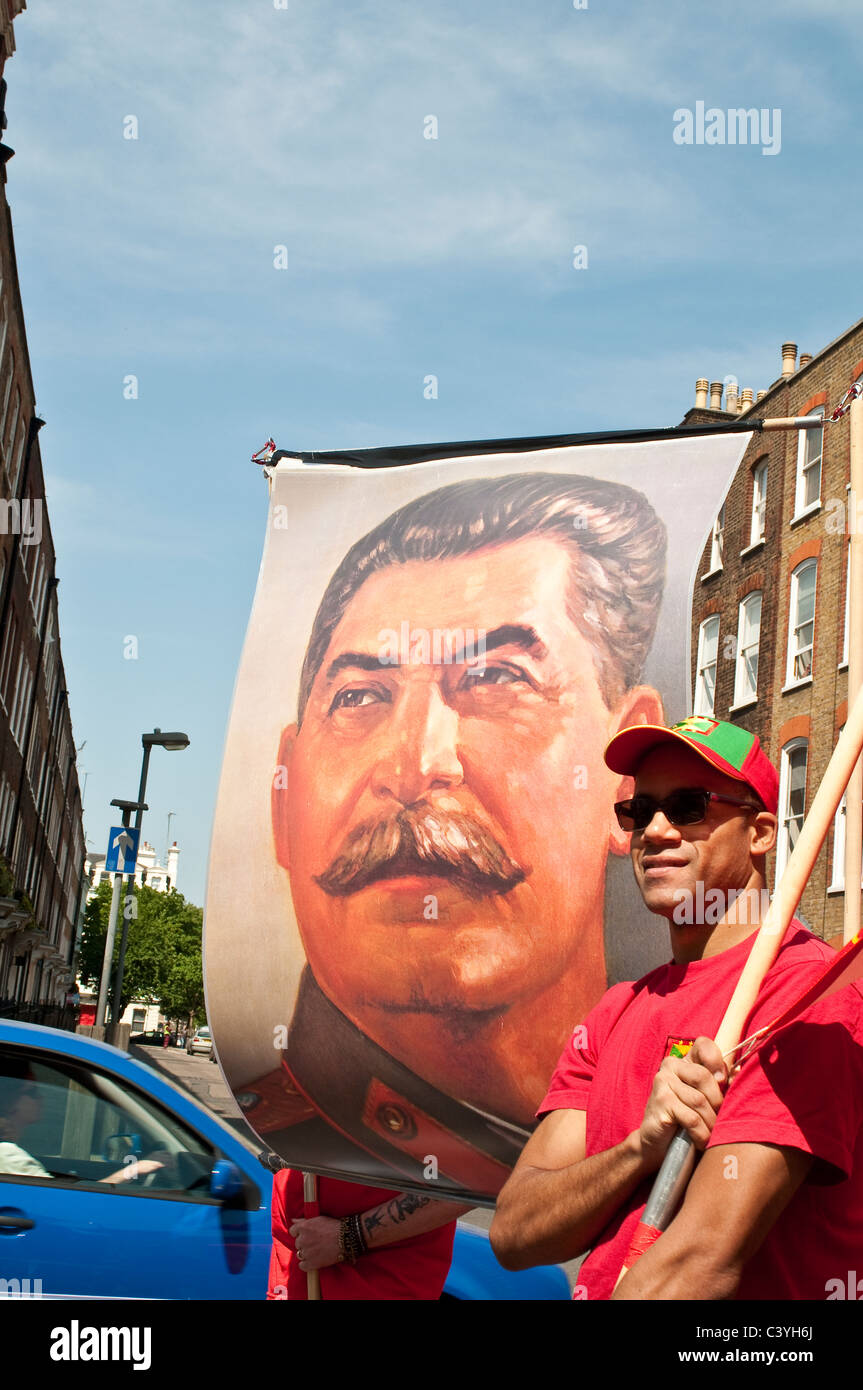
[
  {"xmin": 267, "ymin": 1172, "xmax": 468, "ymax": 1300},
  {"xmin": 490, "ymin": 716, "xmax": 863, "ymax": 1300}
]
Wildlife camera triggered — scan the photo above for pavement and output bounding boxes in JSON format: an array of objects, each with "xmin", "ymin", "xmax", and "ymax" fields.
[{"xmin": 128, "ymin": 1041, "xmax": 261, "ymax": 1146}]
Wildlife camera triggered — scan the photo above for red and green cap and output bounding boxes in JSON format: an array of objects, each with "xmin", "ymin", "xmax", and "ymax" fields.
[{"xmin": 604, "ymin": 715, "xmax": 779, "ymax": 814}]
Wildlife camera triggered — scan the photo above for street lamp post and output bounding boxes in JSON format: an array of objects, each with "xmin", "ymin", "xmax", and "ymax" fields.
[
  {"xmin": 94, "ymin": 799, "xmax": 146, "ymax": 1031},
  {"xmin": 110, "ymin": 729, "xmax": 189, "ymax": 1028}
]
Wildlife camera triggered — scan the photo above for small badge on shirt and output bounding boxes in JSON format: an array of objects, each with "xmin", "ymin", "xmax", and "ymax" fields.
[{"xmin": 664, "ymin": 1036, "xmax": 695, "ymax": 1060}]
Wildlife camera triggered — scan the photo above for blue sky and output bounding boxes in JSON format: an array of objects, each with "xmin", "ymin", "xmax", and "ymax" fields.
[{"xmin": 5, "ymin": 0, "xmax": 862, "ymax": 904}]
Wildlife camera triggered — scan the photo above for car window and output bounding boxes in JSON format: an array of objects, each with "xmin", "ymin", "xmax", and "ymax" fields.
[{"xmin": 0, "ymin": 1046, "xmax": 222, "ymax": 1198}]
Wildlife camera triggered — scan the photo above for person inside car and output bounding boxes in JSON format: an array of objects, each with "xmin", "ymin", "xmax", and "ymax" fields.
[{"xmin": 0, "ymin": 1065, "xmax": 164, "ymax": 1185}]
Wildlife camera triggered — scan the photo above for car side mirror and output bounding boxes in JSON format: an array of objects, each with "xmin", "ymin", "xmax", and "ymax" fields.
[{"xmin": 210, "ymin": 1159, "xmax": 243, "ymax": 1202}]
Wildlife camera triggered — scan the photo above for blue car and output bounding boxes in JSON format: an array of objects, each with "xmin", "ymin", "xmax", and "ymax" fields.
[{"xmin": 0, "ymin": 1020, "xmax": 568, "ymax": 1300}]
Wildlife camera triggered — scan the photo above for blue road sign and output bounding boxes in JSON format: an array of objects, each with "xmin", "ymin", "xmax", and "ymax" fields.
[{"xmin": 105, "ymin": 825, "xmax": 140, "ymax": 873}]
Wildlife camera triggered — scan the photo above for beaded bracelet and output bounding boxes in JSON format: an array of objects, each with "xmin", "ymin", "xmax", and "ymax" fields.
[
  {"xmin": 339, "ymin": 1216, "xmax": 366, "ymax": 1265},
  {"xmin": 337, "ymin": 1221, "xmax": 349, "ymax": 1264},
  {"xmin": 351, "ymin": 1212, "xmax": 369, "ymax": 1255},
  {"xmin": 337, "ymin": 1211, "xmax": 371, "ymax": 1265}
]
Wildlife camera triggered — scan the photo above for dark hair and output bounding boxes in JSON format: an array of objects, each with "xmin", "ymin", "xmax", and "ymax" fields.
[{"xmin": 297, "ymin": 472, "xmax": 667, "ymax": 723}]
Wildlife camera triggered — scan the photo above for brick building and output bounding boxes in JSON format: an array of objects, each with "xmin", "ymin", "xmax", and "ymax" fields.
[
  {"xmin": 0, "ymin": 1, "xmax": 86, "ymax": 1018},
  {"xmin": 683, "ymin": 321, "xmax": 863, "ymax": 945}
]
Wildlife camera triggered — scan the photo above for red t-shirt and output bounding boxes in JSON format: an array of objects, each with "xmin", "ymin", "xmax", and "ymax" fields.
[
  {"xmin": 539, "ymin": 922, "xmax": 863, "ymax": 1300},
  {"xmin": 266, "ymin": 1171, "xmax": 456, "ymax": 1301}
]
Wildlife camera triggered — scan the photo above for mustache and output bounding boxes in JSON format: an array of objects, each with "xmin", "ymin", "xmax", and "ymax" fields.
[{"xmin": 314, "ymin": 806, "xmax": 527, "ymax": 899}]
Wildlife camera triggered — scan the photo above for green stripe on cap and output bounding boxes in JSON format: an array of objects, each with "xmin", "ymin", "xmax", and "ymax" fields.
[{"xmin": 670, "ymin": 717, "xmax": 756, "ymax": 772}]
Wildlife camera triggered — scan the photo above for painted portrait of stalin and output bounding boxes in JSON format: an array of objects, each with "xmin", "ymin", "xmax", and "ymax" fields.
[{"xmin": 240, "ymin": 471, "xmax": 667, "ymax": 1199}]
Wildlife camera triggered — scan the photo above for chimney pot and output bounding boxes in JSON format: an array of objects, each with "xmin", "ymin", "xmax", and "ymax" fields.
[
  {"xmin": 781, "ymin": 341, "xmax": 797, "ymax": 378},
  {"xmin": 726, "ymin": 381, "xmax": 739, "ymax": 413},
  {"xmin": 695, "ymin": 378, "xmax": 709, "ymax": 409},
  {"xmin": 799, "ymin": 352, "xmax": 812, "ymax": 368},
  {"xmin": 709, "ymin": 381, "xmax": 723, "ymax": 410}
]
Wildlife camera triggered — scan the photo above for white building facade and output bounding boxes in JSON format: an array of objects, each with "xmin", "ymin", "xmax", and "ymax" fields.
[
  {"xmin": 80, "ymin": 840, "xmax": 182, "ymax": 1034},
  {"xmin": 84, "ymin": 840, "xmax": 180, "ymax": 897}
]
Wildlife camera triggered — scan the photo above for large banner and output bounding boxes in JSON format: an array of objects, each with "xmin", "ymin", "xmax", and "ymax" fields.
[{"xmin": 205, "ymin": 428, "xmax": 753, "ymax": 1204}]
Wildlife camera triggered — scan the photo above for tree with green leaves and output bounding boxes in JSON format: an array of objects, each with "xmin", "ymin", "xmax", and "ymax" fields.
[{"xmin": 78, "ymin": 881, "xmax": 206, "ymax": 1025}]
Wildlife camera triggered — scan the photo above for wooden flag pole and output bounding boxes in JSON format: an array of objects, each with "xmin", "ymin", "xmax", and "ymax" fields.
[
  {"xmin": 759, "ymin": 416, "xmax": 836, "ymax": 431},
  {"xmin": 303, "ymin": 1171, "xmax": 321, "ymax": 1301},
  {"xmin": 844, "ymin": 394, "xmax": 863, "ymax": 943},
  {"xmin": 615, "ymin": 684, "xmax": 863, "ymax": 1287}
]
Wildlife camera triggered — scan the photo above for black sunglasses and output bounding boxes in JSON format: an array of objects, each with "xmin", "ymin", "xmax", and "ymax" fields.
[{"xmin": 614, "ymin": 787, "xmax": 762, "ymax": 832}]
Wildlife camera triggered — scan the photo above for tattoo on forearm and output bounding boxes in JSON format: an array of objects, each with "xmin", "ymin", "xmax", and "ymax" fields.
[
  {"xmin": 362, "ymin": 1191, "xmax": 433, "ymax": 1243},
  {"xmin": 363, "ymin": 1210, "xmax": 384, "ymax": 1235},
  {"xmin": 385, "ymin": 1192, "xmax": 431, "ymax": 1224}
]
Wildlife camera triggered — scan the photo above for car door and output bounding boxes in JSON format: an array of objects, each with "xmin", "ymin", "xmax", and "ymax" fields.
[{"xmin": 0, "ymin": 1042, "xmax": 272, "ymax": 1300}]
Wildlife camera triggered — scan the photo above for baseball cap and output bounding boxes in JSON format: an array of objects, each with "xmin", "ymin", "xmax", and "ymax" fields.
[{"xmin": 604, "ymin": 715, "xmax": 779, "ymax": 814}]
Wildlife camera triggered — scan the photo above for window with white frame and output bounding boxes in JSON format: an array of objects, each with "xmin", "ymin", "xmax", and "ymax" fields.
[
  {"xmin": 36, "ymin": 876, "xmax": 50, "ymax": 927},
  {"xmin": 29, "ymin": 549, "xmax": 48, "ymax": 629},
  {"xmin": 0, "ymin": 350, "xmax": 15, "ymax": 444},
  {"xmin": 708, "ymin": 505, "xmax": 725, "ymax": 572},
  {"xmin": 9, "ymin": 421, "xmax": 26, "ymax": 495},
  {"xmin": 0, "ymin": 774, "xmax": 14, "ymax": 854},
  {"xmin": 786, "ymin": 558, "xmax": 817, "ymax": 685},
  {"xmin": 24, "ymin": 838, "xmax": 38, "ymax": 895},
  {"xmin": 694, "ymin": 615, "xmax": 720, "ymax": 716},
  {"xmin": 777, "ymin": 739, "xmax": 808, "ymax": 879},
  {"xmin": 48, "ymin": 786, "xmax": 62, "ymax": 857},
  {"xmin": 8, "ymin": 649, "xmax": 32, "ymax": 748},
  {"xmin": 57, "ymin": 835, "xmax": 69, "ymax": 886},
  {"xmin": 43, "ymin": 605, "xmax": 57, "ymax": 703},
  {"xmin": 0, "ymin": 607, "xmax": 17, "ymax": 709},
  {"xmin": 0, "ymin": 284, "xmax": 8, "ymax": 372},
  {"xmin": 0, "ymin": 317, "xmax": 8, "ymax": 482},
  {"xmin": 57, "ymin": 725, "xmax": 71, "ymax": 778},
  {"xmin": 27, "ymin": 727, "xmax": 42, "ymax": 788},
  {"xmin": 10, "ymin": 816, "xmax": 25, "ymax": 880},
  {"xmin": 5, "ymin": 384, "xmax": 19, "ymax": 462},
  {"xmin": 749, "ymin": 460, "xmax": 767, "ymax": 546},
  {"xmin": 794, "ymin": 410, "xmax": 823, "ymax": 516},
  {"xmin": 733, "ymin": 591, "xmax": 762, "ymax": 707},
  {"xmin": 829, "ymin": 723, "xmax": 863, "ymax": 893},
  {"xmin": 35, "ymin": 745, "xmax": 49, "ymax": 811}
]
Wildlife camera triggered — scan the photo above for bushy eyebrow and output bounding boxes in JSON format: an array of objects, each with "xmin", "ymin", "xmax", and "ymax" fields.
[
  {"xmin": 324, "ymin": 652, "xmax": 384, "ymax": 682},
  {"xmin": 485, "ymin": 624, "xmax": 548, "ymax": 660},
  {"xmin": 323, "ymin": 623, "xmax": 548, "ymax": 684}
]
